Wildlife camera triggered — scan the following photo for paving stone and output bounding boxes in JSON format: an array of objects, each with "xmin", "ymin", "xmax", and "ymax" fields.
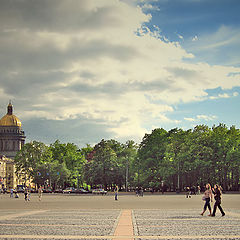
[
  {"xmin": 0, "ymin": 225, "xmax": 112, "ymax": 236},
  {"xmin": 0, "ymin": 219, "xmax": 115, "ymax": 225}
]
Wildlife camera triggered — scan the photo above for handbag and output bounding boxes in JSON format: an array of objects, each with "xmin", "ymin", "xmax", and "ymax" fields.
[{"xmin": 202, "ymin": 195, "xmax": 206, "ymax": 201}]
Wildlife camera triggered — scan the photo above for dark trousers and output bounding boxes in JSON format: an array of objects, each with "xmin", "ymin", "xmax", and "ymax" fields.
[
  {"xmin": 204, "ymin": 198, "xmax": 211, "ymax": 211},
  {"xmin": 212, "ymin": 201, "xmax": 225, "ymax": 216}
]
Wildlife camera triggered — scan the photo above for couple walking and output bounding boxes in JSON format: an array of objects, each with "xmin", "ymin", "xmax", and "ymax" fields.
[{"xmin": 201, "ymin": 183, "xmax": 225, "ymax": 217}]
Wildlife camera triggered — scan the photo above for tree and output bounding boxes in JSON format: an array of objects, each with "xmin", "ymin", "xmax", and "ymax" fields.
[
  {"xmin": 15, "ymin": 141, "xmax": 52, "ymax": 185},
  {"xmin": 49, "ymin": 140, "xmax": 86, "ymax": 187},
  {"xmin": 84, "ymin": 139, "xmax": 118, "ymax": 189},
  {"xmin": 33, "ymin": 161, "xmax": 70, "ymax": 189},
  {"xmin": 137, "ymin": 128, "xmax": 168, "ymax": 189}
]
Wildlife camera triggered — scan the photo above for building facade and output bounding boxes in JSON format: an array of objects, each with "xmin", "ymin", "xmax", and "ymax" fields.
[
  {"xmin": 0, "ymin": 155, "xmax": 17, "ymax": 190},
  {"xmin": 0, "ymin": 102, "xmax": 26, "ymax": 158},
  {"xmin": 0, "ymin": 102, "xmax": 26, "ymax": 190}
]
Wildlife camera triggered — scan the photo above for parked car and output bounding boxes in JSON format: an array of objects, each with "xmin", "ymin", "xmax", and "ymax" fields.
[
  {"xmin": 92, "ymin": 189, "xmax": 107, "ymax": 195},
  {"xmin": 76, "ymin": 188, "xmax": 91, "ymax": 194},
  {"xmin": 63, "ymin": 187, "xmax": 77, "ymax": 194},
  {"xmin": 43, "ymin": 188, "xmax": 53, "ymax": 193},
  {"xmin": 54, "ymin": 188, "xmax": 63, "ymax": 193}
]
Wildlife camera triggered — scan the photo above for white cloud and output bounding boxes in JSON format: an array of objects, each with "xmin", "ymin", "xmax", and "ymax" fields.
[
  {"xmin": 209, "ymin": 91, "xmax": 239, "ymax": 100},
  {"xmin": 197, "ymin": 115, "xmax": 217, "ymax": 121},
  {"xmin": 141, "ymin": 3, "xmax": 160, "ymax": 11},
  {"xmin": 184, "ymin": 115, "xmax": 217, "ymax": 122},
  {"xmin": 185, "ymin": 25, "xmax": 240, "ymax": 66},
  {"xmin": 184, "ymin": 117, "xmax": 196, "ymax": 122},
  {"xmin": 0, "ymin": 0, "xmax": 239, "ymax": 144},
  {"xmin": 192, "ymin": 35, "xmax": 198, "ymax": 41},
  {"xmin": 177, "ymin": 34, "xmax": 184, "ymax": 40}
]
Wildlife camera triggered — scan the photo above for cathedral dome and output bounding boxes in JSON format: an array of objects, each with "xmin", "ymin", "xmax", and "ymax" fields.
[{"xmin": 0, "ymin": 102, "xmax": 22, "ymax": 127}]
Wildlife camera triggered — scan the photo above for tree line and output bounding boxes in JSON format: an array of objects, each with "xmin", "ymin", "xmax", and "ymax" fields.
[{"xmin": 15, "ymin": 123, "xmax": 240, "ymax": 191}]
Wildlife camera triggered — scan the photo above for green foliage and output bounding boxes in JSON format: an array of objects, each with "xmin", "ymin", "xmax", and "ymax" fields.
[
  {"xmin": 15, "ymin": 124, "xmax": 240, "ymax": 191},
  {"xmin": 15, "ymin": 141, "xmax": 52, "ymax": 181},
  {"xmin": 137, "ymin": 124, "xmax": 240, "ymax": 191}
]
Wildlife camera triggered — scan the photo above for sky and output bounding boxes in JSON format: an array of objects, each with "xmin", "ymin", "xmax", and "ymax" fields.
[{"xmin": 0, "ymin": 0, "xmax": 240, "ymax": 147}]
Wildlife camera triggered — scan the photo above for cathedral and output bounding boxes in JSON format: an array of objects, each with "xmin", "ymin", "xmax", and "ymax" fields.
[{"xmin": 0, "ymin": 102, "xmax": 26, "ymax": 190}]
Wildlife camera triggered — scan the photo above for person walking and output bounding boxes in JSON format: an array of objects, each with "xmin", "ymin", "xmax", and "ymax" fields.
[
  {"xmin": 24, "ymin": 187, "xmax": 28, "ymax": 201},
  {"xmin": 114, "ymin": 186, "xmax": 118, "ymax": 201},
  {"xmin": 38, "ymin": 186, "xmax": 43, "ymax": 201},
  {"xmin": 27, "ymin": 186, "xmax": 31, "ymax": 201},
  {"xmin": 186, "ymin": 186, "xmax": 191, "ymax": 198},
  {"xmin": 197, "ymin": 185, "xmax": 201, "ymax": 195},
  {"xmin": 211, "ymin": 184, "xmax": 225, "ymax": 217},
  {"xmin": 10, "ymin": 188, "xmax": 14, "ymax": 198},
  {"xmin": 200, "ymin": 183, "xmax": 213, "ymax": 216}
]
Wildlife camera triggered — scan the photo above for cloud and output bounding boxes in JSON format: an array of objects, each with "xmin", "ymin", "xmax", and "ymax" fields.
[
  {"xmin": 184, "ymin": 115, "xmax": 217, "ymax": 122},
  {"xmin": 177, "ymin": 34, "xmax": 184, "ymax": 40},
  {"xmin": 192, "ymin": 35, "xmax": 198, "ymax": 41},
  {"xmin": 197, "ymin": 115, "xmax": 217, "ymax": 121},
  {"xmin": 141, "ymin": 3, "xmax": 160, "ymax": 11},
  {"xmin": 0, "ymin": 0, "xmax": 240, "ymax": 145},
  {"xmin": 185, "ymin": 25, "xmax": 240, "ymax": 66},
  {"xmin": 209, "ymin": 91, "xmax": 239, "ymax": 100},
  {"xmin": 184, "ymin": 117, "xmax": 195, "ymax": 122}
]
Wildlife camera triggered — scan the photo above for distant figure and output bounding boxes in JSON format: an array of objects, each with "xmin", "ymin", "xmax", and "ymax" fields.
[
  {"xmin": 211, "ymin": 184, "xmax": 225, "ymax": 217},
  {"xmin": 200, "ymin": 183, "xmax": 213, "ymax": 216},
  {"xmin": 136, "ymin": 188, "xmax": 140, "ymax": 197},
  {"xmin": 10, "ymin": 188, "xmax": 14, "ymax": 198},
  {"xmin": 186, "ymin": 187, "xmax": 191, "ymax": 198},
  {"xmin": 197, "ymin": 185, "xmax": 201, "ymax": 195},
  {"xmin": 139, "ymin": 187, "xmax": 144, "ymax": 197},
  {"xmin": 24, "ymin": 188, "xmax": 28, "ymax": 201},
  {"xmin": 38, "ymin": 186, "xmax": 43, "ymax": 201},
  {"xmin": 114, "ymin": 186, "xmax": 118, "ymax": 201},
  {"xmin": 27, "ymin": 186, "xmax": 31, "ymax": 201},
  {"xmin": 15, "ymin": 192, "xmax": 19, "ymax": 198}
]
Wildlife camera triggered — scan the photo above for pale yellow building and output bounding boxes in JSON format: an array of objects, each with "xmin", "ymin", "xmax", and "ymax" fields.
[{"xmin": 0, "ymin": 155, "xmax": 18, "ymax": 190}]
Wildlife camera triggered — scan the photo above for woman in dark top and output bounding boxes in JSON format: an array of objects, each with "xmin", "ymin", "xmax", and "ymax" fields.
[{"xmin": 211, "ymin": 184, "xmax": 225, "ymax": 217}]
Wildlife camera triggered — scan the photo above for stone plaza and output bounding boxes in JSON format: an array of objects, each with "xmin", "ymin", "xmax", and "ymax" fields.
[{"xmin": 0, "ymin": 193, "xmax": 240, "ymax": 240}]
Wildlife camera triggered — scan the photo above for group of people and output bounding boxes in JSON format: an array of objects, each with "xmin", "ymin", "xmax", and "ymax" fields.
[
  {"xmin": 8, "ymin": 186, "xmax": 43, "ymax": 202},
  {"xmin": 201, "ymin": 183, "xmax": 225, "ymax": 217}
]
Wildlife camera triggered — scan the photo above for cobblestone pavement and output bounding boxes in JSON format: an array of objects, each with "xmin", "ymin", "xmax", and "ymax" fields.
[
  {"xmin": 0, "ymin": 194, "xmax": 240, "ymax": 240},
  {"xmin": 133, "ymin": 209, "xmax": 240, "ymax": 240}
]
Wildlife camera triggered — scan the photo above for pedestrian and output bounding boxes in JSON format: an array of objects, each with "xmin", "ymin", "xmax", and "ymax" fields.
[
  {"xmin": 136, "ymin": 188, "xmax": 139, "ymax": 197},
  {"xmin": 211, "ymin": 184, "xmax": 225, "ymax": 217},
  {"xmin": 24, "ymin": 187, "xmax": 28, "ymax": 201},
  {"xmin": 200, "ymin": 183, "xmax": 213, "ymax": 216},
  {"xmin": 27, "ymin": 186, "xmax": 31, "ymax": 201},
  {"xmin": 10, "ymin": 188, "xmax": 14, "ymax": 198},
  {"xmin": 114, "ymin": 186, "xmax": 118, "ymax": 201},
  {"xmin": 186, "ymin": 186, "xmax": 191, "ymax": 198},
  {"xmin": 197, "ymin": 185, "xmax": 201, "ymax": 195},
  {"xmin": 15, "ymin": 191, "xmax": 19, "ymax": 198},
  {"xmin": 38, "ymin": 186, "xmax": 43, "ymax": 201}
]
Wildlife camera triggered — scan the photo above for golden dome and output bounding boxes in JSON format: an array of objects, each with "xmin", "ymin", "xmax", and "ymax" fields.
[
  {"xmin": 0, "ymin": 114, "xmax": 22, "ymax": 127},
  {"xmin": 0, "ymin": 102, "xmax": 22, "ymax": 127}
]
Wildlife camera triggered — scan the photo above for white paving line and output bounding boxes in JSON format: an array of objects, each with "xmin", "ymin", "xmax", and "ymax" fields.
[{"xmin": 0, "ymin": 235, "xmax": 240, "ymax": 239}]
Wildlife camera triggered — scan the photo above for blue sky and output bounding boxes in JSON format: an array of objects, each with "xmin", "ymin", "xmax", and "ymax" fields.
[
  {"xmin": 140, "ymin": 0, "xmax": 240, "ymax": 132},
  {"xmin": 0, "ymin": 0, "xmax": 239, "ymax": 147}
]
